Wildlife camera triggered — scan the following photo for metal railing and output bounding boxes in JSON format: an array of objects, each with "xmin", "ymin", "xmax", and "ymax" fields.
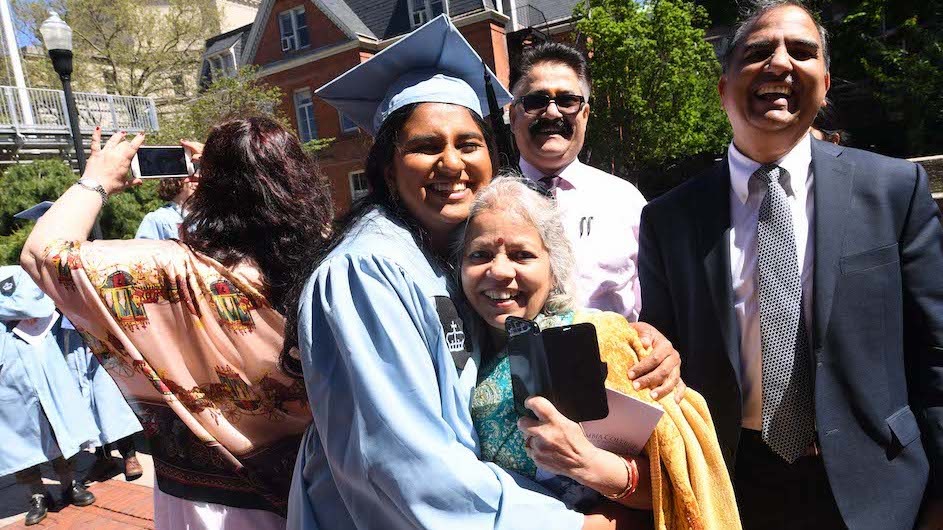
[
  {"xmin": 0, "ymin": 86, "xmax": 158, "ymax": 134},
  {"xmin": 514, "ymin": 4, "xmax": 549, "ymax": 31}
]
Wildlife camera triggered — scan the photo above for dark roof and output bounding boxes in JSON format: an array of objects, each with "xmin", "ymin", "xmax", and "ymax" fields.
[
  {"xmin": 524, "ymin": 0, "xmax": 581, "ymax": 25},
  {"xmin": 205, "ymin": 23, "xmax": 254, "ymax": 51},
  {"xmin": 316, "ymin": 0, "xmax": 377, "ymax": 39},
  {"xmin": 205, "ymin": 32, "xmax": 244, "ymax": 57},
  {"xmin": 340, "ymin": 0, "xmax": 488, "ymax": 41},
  {"xmin": 200, "ymin": 24, "xmax": 254, "ymax": 89},
  {"xmin": 203, "ymin": 23, "xmax": 253, "ymax": 65}
]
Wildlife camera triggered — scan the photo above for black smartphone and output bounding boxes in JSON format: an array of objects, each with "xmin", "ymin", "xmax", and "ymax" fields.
[
  {"xmin": 506, "ymin": 317, "xmax": 609, "ymax": 423},
  {"xmin": 131, "ymin": 146, "xmax": 194, "ymax": 179},
  {"xmin": 506, "ymin": 316, "xmax": 552, "ymax": 419},
  {"xmin": 542, "ymin": 323, "xmax": 609, "ymax": 422}
]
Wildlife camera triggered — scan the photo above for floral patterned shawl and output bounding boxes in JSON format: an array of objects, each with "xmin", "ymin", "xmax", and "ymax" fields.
[{"xmin": 32, "ymin": 238, "xmax": 310, "ymax": 515}]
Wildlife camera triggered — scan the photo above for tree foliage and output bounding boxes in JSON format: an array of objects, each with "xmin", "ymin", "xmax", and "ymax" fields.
[
  {"xmin": 575, "ymin": 0, "xmax": 730, "ymax": 194},
  {"xmin": 824, "ymin": 0, "xmax": 943, "ymax": 157},
  {"xmin": 150, "ymin": 66, "xmax": 291, "ymax": 144},
  {"xmin": 13, "ymin": 0, "xmax": 219, "ymax": 99},
  {"xmin": 0, "ymin": 160, "xmax": 162, "ymax": 265}
]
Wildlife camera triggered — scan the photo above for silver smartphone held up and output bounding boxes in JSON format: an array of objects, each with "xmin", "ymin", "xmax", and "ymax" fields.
[{"xmin": 130, "ymin": 146, "xmax": 194, "ymax": 179}]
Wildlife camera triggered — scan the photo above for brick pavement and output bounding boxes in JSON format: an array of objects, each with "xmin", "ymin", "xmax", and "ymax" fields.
[{"xmin": 3, "ymin": 480, "xmax": 154, "ymax": 529}]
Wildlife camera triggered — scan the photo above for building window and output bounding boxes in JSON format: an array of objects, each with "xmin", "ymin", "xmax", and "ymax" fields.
[
  {"xmin": 339, "ymin": 113, "xmax": 358, "ymax": 134},
  {"xmin": 294, "ymin": 89, "xmax": 318, "ymax": 142},
  {"xmin": 408, "ymin": 0, "xmax": 445, "ymax": 28},
  {"xmin": 349, "ymin": 170, "xmax": 370, "ymax": 201},
  {"xmin": 279, "ymin": 6, "xmax": 310, "ymax": 52},
  {"xmin": 207, "ymin": 49, "xmax": 237, "ymax": 83}
]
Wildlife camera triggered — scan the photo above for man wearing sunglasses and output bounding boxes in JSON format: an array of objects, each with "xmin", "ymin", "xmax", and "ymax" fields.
[{"xmin": 509, "ymin": 42, "xmax": 648, "ymax": 321}]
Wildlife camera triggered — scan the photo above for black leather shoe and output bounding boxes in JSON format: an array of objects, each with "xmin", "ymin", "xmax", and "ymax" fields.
[
  {"xmin": 62, "ymin": 480, "xmax": 95, "ymax": 507},
  {"xmin": 24, "ymin": 493, "xmax": 50, "ymax": 526}
]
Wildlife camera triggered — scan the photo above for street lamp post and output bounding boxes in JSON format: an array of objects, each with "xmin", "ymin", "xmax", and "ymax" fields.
[
  {"xmin": 40, "ymin": 11, "xmax": 101, "ymax": 240},
  {"xmin": 40, "ymin": 11, "xmax": 85, "ymax": 174}
]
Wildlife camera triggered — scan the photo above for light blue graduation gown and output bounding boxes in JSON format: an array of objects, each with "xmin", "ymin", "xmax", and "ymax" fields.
[
  {"xmin": 287, "ymin": 208, "xmax": 583, "ymax": 530},
  {"xmin": 0, "ymin": 266, "xmax": 98, "ymax": 477},
  {"xmin": 135, "ymin": 202, "xmax": 183, "ymax": 240},
  {"xmin": 55, "ymin": 323, "xmax": 142, "ymax": 446}
]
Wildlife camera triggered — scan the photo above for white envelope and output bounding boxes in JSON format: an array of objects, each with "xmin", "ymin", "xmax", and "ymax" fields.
[{"xmin": 580, "ymin": 388, "xmax": 664, "ymax": 455}]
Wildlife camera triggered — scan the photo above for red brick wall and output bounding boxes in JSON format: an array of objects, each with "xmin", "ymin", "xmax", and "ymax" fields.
[
  {"xmin": 460, "ymin": 19, "xmax": 510, "ymax": 86},
  {"xmin": 253, "ymin": 0, "xmax": 348, "ymax": 66},
  {"xmin": 259, "ymin": 47, "xmax": 374, "ymax": 215}
]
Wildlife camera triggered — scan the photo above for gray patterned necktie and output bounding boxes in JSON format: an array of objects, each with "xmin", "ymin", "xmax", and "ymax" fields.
[{"xmin": 755, "ymin": 164, "xmax": 815, "ymax": 463}]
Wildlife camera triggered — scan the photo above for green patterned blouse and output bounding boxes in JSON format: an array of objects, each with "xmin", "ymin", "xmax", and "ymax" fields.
[{"xmin": 470, "ymin": 312, "xmax": 575, "ymax": 479}]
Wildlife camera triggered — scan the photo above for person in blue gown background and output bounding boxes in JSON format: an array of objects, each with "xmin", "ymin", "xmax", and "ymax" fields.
[
  {"xmin": 0, "ymin": 266, "xmax": 99, "ymax": 525},
  {"xmin": 16, "ymin": 202, "xmax": 146, "ymax": 483}
]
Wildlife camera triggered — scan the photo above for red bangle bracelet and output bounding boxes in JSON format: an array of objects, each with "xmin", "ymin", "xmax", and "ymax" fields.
[{"xmin": 603, "ymin": 456, "xmax": 639, "ymax": 500}]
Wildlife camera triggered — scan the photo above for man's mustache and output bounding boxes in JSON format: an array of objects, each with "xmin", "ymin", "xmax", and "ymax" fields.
[{"xmin": 528, "ymin": 118, "xmax": 573, "ymax": 138}]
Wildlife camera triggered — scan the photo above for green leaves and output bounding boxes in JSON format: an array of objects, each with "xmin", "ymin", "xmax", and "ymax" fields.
[
  {"xmin": 575, "ymin": 0, "xmax": 730, "ymax": 192},
  {"xmin": 0, "ymin": 160, "xmax": 162, "ymax": 265},
  {"xmin": 149, "ymin": 66, "xmax": 287, "ymax": 144},
  {"xmin": 825, "ymin": 0, "xmax": 942, "ymax": 157}
]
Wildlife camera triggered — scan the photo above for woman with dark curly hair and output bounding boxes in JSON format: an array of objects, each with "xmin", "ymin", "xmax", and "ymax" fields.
[{"xmin": 20, "ymin": 116, "xmax": 333, "ymax": 529}]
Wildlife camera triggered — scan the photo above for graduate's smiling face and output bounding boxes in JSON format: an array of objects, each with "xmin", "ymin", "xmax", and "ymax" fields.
[
  {"xmin": 461, "ymin": 208, "xmax": 553, "ymax": 330},
  {"xmin": 389, "ymin": 103, "xmax": 493, "ymax": 240}
]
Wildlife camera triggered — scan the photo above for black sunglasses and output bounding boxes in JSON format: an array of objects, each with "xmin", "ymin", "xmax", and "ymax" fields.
[{"xmin": 514, "ymin": 93, "xmax": 586, "ymax": 115}]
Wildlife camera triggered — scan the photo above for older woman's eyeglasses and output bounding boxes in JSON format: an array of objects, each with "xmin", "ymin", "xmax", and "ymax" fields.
[{"xmin": 514, "ymin": 93, "xmax": 586, "ymax": 115}]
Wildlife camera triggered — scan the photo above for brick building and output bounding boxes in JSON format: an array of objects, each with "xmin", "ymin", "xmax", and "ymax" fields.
[{"xmin": 242, "ymin": 0, "xmax": 580, "ymax": 214}]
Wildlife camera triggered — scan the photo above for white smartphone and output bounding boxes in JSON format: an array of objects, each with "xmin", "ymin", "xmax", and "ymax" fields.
[{"xmin": 131, "ymin": 146, "xmax": 194, "ymax": 179}]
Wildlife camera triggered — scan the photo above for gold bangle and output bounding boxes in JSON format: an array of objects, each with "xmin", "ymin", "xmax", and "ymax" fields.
[{"xmin": 603, "ymin": 456, "xmax": 638, "ymax": 500}]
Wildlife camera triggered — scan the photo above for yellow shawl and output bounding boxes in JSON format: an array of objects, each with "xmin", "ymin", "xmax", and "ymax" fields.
[{"xmin": 574, "ymin": 311, "xmax": 741, "ymax": 530}]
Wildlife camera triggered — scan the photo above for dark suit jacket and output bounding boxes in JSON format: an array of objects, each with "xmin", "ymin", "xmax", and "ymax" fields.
[{"xmin": 639, "ymin": 139, "xmax": 943, "ymax": 530}]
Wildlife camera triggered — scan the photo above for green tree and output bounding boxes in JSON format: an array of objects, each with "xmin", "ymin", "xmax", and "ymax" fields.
[
  {"xmin": 150, "ymin": 66, "xmax": 291, "ymax": 143},
  {"xmin": 825, "ymin": 0, "xmax": 943, "ymax": 158},
  {"xmin": 13, "ymin": 0, "xmax": 219, "ymax": 100},
  {"xmin": 0, "ymin": 160, "xmax": 162, "ymax": 265},
  {"xmin": 575, "ymin": 0, "xmax": 730, "ymax": 195}
]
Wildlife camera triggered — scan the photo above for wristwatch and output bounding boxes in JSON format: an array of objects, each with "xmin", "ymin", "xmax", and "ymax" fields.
[{"xmin": 75, "ymin": 177, "xmax": 107, "ymax": 206}]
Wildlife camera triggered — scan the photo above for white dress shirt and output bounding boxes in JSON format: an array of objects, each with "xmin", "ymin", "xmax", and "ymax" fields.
[
  {"xmin": 728, "ymin": 134, "xmax": 815, "ymax": 431},
  {"xmin": 519, "ymin": 157, "xmax": 648, "ymax": 321}
]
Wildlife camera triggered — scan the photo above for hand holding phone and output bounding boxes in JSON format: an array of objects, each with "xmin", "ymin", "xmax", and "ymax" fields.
[
  {"xmin": 131, "ymin": 146, "xmax": 194, "ymax": 179},
  {"xmin": 506, "ymin": 316, "xmax": 609, "ymax": 423}
]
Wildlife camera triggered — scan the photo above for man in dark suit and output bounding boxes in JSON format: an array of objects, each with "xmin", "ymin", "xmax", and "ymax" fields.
[{"xmin": 638, "ymin": 1, "xmax": 943, "ymax": 529}]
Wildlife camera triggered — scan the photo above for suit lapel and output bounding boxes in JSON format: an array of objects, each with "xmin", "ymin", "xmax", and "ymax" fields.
[
  {"xmin": 698, "ymin": 159, "xmax": 742, "ymax": 383},
  {"xmin": 811, "ymin": 140, "xmax": 855, "ymax": 349}
]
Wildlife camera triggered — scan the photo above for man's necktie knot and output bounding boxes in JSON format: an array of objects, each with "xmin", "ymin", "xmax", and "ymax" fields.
[{"xmin": 540, "ymin": 175, "xmax": 560, "ymax": 191}]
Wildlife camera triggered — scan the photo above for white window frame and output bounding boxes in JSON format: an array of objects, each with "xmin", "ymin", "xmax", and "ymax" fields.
[
  {"xmin": 348, "ymin": 170, "xmax": 369, "ymax": 201},
  {"xmin": 207, "ymin": 48, "xmax": 238, "ymax": 80},
  {"xmin": 339, "ymin": 112, "xmax": 358, "ymax": 134},
  {"xmin": 407, "ymin": 0, "xmax": 446, "ymax": 28},
  {"xmin": 279, "ymin": 6, "xmax": 310, "ymax": 52},
  {"xmin": 294, "ymin": 88, "xmax": 318, "ymax": 143}
]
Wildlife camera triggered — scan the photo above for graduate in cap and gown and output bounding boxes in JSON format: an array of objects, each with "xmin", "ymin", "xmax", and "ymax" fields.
[
  {"xmin": 16, "ymin": 202, "xmax": 144, "ymax": 482},
  {"xmin": 285, "ymin": 14, "xmax": 680, "ymax": 530},
  {"xmin": 0, "ymin": 265, "xmax": 98, "ymax": 525}
]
